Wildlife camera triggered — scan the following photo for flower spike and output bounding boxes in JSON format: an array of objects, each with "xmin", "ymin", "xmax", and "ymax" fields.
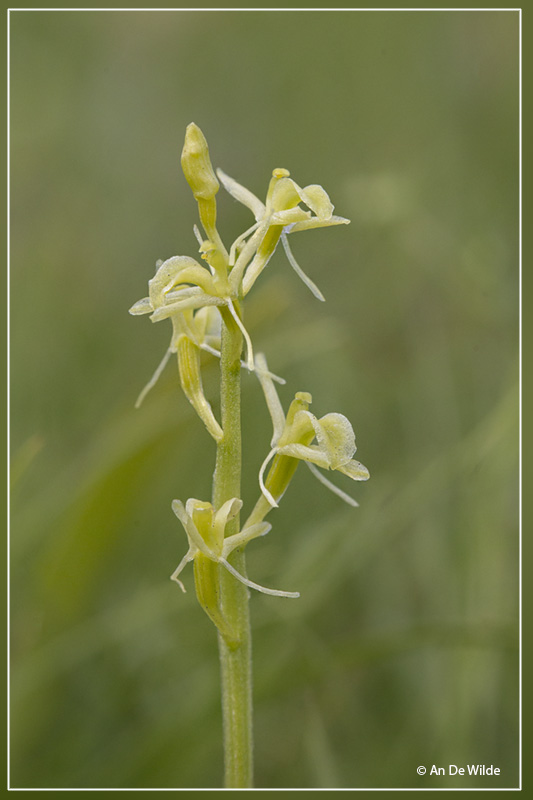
[{"xmin": 130, "ymin": 125, "xmax": 365, "ymax": 632}]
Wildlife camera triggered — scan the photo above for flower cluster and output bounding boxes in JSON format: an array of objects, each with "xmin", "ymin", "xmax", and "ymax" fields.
[
  {"xmin": 129, "ymin": 123, "xmax": 348, "ymax": 432},
  {"xmin": 130, "ymin": 123, "xmax": 369, "ymax": 636}
]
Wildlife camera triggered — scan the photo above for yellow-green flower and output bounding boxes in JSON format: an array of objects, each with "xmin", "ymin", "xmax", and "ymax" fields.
[
  {"xmin": 218, "ymin": 167, "xmax": 350, "ymax": 300},
  {"xmin": 128, "ymin": 251, "xmax": 284, "ymax": 426},
  {"xmin": 129, "ymin": 248, "xmax": 255, "ymax": 372},
  {"xmin": 254, "ymin": 354, "xmax": 369, "ymax": 509},
  {"xmin": 170, "ymin": 497, "xmax": 299, "ymax": 599},
  {"xmin": 129, "ymin": 255, "xmax": 229, "ymax": 438}
]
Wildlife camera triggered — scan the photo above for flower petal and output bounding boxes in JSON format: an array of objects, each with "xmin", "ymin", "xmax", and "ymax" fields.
[
  {"xmin": 164, "ymin": 286, "xmax": 206, "ymax": 304},
  {"xmin": 337, "ymin": 459, "xmax": 370, "ymax": 481},
  {"xmin": 150, "ymin": 259, "xmax": 216, "ymax": 305},
  {"xmin": 171, "ymin": 499, "xmax": 214, "ymax": 557},
  {"xmin": 150, "ymin": 294, "xmax": 225, "ymax": 322},
  {"xmin": 286, "ymin": 215, "xmax": 350, "ymax": 233},
  {"xmin": 217, "ymin": 168, "xmax": 266, "ymax": 221},
  {"xmin": 270, "ymin": 207, "xmax": 311, "ymax": 226},
  {"xmin": 212, "ymin": 497, "xmax": 243, "ymax": 548},
  {"xmin": 297, "ymin": 184, "xmax": 334, "ymax": 219},
  {"xmin": 269, "ymin": 177, "xmax": 301, "ymax": 212},
  {"xmin": 222, "ymin": 522, "xmax": 272, "ymax": 557},
  {"xmin": 270, "ymin": 178, "xmax": 335, "ymax": 221},
  {"xmin": 313, "ymin": 412, "xmax": 357, "ymax": 469},
  {"xmin": 278, "ymin": 410, "xmax": 356, "ymax": 470},
  {"xmin": 149, "ymin": 256, "xmax": 207, "ymax": 306},
  {"xmin": 129, "ymin": 297, "xmax": 153, "ymax": 315},
  {"xmin": 276, "ymin": 442, "xmax": 330, "ymax": 469}
]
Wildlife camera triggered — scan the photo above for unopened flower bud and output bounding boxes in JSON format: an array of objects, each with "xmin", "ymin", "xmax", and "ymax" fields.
[{"xmin": 181, "ymin": 122, "xmax": 219, "ymax": 201}]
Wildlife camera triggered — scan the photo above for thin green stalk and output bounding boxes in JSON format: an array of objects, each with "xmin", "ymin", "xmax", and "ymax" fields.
[{"xmin": 212, "ymin": 306, "xmax": 253, "ymax": 788}]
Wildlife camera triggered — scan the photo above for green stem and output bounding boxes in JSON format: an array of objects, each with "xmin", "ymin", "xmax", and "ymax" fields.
[{"xmin": 213, "ymin": 306, "xmax": 253, "ymax": 788}]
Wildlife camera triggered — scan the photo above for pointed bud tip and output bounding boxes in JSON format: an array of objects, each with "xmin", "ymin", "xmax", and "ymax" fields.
[
  {"xmin": 183, "ymin": 122, "xmax": 207, "ymax": 152},
  {"xmin": 181, "ymin": 123, "xmax": 219, "ymax": 200}
]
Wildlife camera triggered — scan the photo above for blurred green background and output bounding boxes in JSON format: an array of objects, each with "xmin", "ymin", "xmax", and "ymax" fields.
[{"xmin": 9, "ymin": 9, "xmax": 519, "ymax": 789}]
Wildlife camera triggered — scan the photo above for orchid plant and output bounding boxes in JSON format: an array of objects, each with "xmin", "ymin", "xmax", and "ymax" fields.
[{"xmin": 129, "ymin": 123, "xmax": 369, "ymax": 788}]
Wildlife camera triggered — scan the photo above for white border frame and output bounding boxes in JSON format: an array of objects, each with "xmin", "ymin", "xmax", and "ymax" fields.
[{"xmin": 6, "ymin": 6, "xmax": 522, "ymax": 792}]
